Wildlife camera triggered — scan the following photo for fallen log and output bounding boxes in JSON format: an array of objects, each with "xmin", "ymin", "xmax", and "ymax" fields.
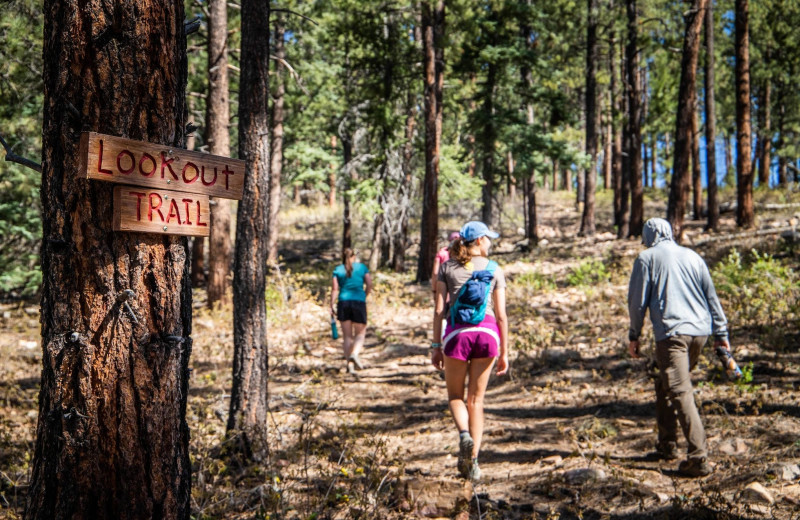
[{"xmin": 692, "ymin": 225, "xmax": 798, "ymax": 246}]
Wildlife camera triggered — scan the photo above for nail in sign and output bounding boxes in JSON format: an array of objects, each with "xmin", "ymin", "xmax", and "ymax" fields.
[
  {"xmin": 79, "ymin": 132, "xmax": 244, "ymax": 200},
  {"xmin": 113, "ymin": 186, "xmax": 210, "ymax": 237}
]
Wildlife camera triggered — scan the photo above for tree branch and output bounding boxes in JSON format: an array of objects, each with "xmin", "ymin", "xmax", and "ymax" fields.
[
  {"xmin": 0, "ymin": 132, "xmax": 42, "ymax": 173},
  {"xmin": 271, "ymin": 8, "xmax": 319, "ymax": 26},
  {"xmin": 270, "ymin": 55, "xmax": 310, "ymax": 96}
]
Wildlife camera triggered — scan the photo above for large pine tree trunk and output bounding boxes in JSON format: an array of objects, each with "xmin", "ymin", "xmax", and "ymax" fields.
[
  {"xmin": 416, "ymin": 0, "xmax": 443, "ymax": 283},
  {"xmin": 735, "ymin": 0, "xmax": 754, "ymax": 228},
  {"xmin": 28, "ymin": 1, "xmax": 191, "ymax": 518},
  {"xmin": 267, "ymin": 17, "xmax": 286, "ymax": 265},
  {"xmin": 667, "ymin": 0, "xmax": 706, "ymax": 241},
  {"xmin": 580, "ymin": 0, "xmax": 598, "ymax": 236},
  {"xmin": 626, "ymin": 0, "xmax": 644, "ymax": 237},
  {"xmin": 207, "ymin": 0, "xmax": 233, "ymax": 307},
  {"xmin": 228, "ymin": 0, "xmax": 270, "ymax": 460},
  {"xmin": 705, "ymin": 0, "xmax": 719, "ymax": 231}
]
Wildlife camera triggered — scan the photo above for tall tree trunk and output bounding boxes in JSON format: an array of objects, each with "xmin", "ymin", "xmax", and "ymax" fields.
[
  {"xmin": 610, "ymin": 21, "xmax": 623, "ymax": 227},
  {"xmin": 777, "ymin": 100, "xmax": 787, "ymax": 186},
  {"xmin": 705, "ymin": 0, "xmax": 719, "ymax": 231},
  {"xmin": 29, "ymin": 1, "xmax": 191, "ymax": 518},
  {"xmin": 552, "ymin": 157, "xmax": 559, "ymax": 191},
  {"xmin": 329, "ymin": 136, "xmax": 337, "ymax": 206},
  {"xmin": 207, "ymin": 0, "xmax": 233, "ymax": 307},
  {"xmin": 667, "ymin": 0, "xmax": 706, "ymax": 241},
  {"xmin": 393, "ymin": 92, "xmax": 417, "ymax": 273},
  {"xmin": 651, "ymin": 134, "xmax": 657, "ymax": 185},
  {"xmin": 480, "ymin": 62, "xmax": 497, "ymax": 226},
  {"xmin": 229, "ymin": 0, "xmax": 270, "ymax": 460},
  {"xmin": 267, "ymin": 17, "xmax": 286, "ymax": 265},
  {"xmin": 735, "ymin": 0, "xmax": 754, "ymax": 228},
  {"xmin": 522, "ymin": 12, "xmax": 538, "ymax": 241},
  {"xmin": 692, "ymin": 102, "xmax": 702, "ymax": 220},
  {"xmin": 724, "ymin": 130, "xmax": 733, "ymax": 184},
  {"xmin": 341, "ymin": 137, "xmax": 353, "ymax": 251},
  {"xmin": 758, "ymin": 78, "xmax": 771, "ymax": 186},
  {"xmin": 603, "ymin": 109, "xmax": 612, "ymax": 190},
  {"xmin": 664, "ymin": 131, "xmax": 672, "ymax": 181},
  {"xmin": 627, "ymin": 0, "xmax": 644, "ymax": 237},
  {"xmin": 618, "ymin": 19, "xmax": 631, "ymax": 238},
  {"xmin": 416, "ymin": 0, "xmax": 443, "ymax": 283},
  {"xmin": 580, "ymin": 0, "xmax": 598, "ymax": 236},
  {"xmin": 643, "ymin": 137, "xmax": 649, "ymax": 189}
]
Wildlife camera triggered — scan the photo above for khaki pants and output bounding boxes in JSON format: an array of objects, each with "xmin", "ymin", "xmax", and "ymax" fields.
[{"xmin": 655, "ymin": 335, "xmax": 708, "ymax": 460}]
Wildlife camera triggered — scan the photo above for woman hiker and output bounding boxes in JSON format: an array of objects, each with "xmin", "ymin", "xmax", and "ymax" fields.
[
  {"xmin": 431, "ymin": 221, "xmax": 509, "ymax": 481},
  {"xmin": 330, "ymin": 248, "xmax": 373, "ymax": 375}
]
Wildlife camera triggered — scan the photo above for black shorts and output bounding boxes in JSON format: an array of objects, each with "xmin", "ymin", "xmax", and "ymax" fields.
[{"xmin": 337, "ymin": 300, "xmax": 367, "ymax": 324}]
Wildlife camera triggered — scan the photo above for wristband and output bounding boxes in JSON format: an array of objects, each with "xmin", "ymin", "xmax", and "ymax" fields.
[{"xmin": 430, "ymin": 342, "xmax": 442, "ymax": 350}]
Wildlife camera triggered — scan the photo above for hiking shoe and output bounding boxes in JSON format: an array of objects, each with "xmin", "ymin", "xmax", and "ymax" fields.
[
  {"xmin": 457, "ymin": 434, "xmax": 474, "ymax": 478},
  {"xmin": 655, "ymin": 441, "xmax": 679, "ymax": 461},
  {"xmin": 678, "ymin": 458, "xmax": 712, "ymax": 478},
  {"xmin": 349, "ymin": 354, "xmax": 365, "ymax": 370},
  {"xmin": 346, "ymin": 360, "xmax": 357, "ymax": 376},
  {"xmin": 469, "ymin": 460, "xmax": 481, "ymax": 482}
]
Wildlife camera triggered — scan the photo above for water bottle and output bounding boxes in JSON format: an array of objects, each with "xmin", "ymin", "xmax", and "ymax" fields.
[
  {"xmin": 715, "ymin": 346, "xmax": 743, "ymax": 380},
  {"xmin": 330, "ymin": 316, "xmax": 339, "ymax": 340}
]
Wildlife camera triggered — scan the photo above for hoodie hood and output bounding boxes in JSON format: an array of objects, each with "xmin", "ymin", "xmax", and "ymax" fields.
[{"xmin": 642, "ymin": 218, "xmax": 674, "ymax": 247}]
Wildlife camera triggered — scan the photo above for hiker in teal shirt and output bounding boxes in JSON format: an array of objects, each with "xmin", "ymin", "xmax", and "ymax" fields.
[{"xmin": 330, "ymin": 248, "xmax": 372, "ymax": 374}]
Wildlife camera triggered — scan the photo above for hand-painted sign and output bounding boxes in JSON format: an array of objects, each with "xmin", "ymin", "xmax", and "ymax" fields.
[
  {"xmin": 79, "ymin": 132, "xmax": 244, "ymax": 200},
  {"xmin": 113, "ymin": 186, "xmax": 210, "ymax": 237}
]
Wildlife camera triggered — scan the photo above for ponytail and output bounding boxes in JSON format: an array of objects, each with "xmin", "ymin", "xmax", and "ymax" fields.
[
  {"xmin": 343, "ymin": 248, "xmax": 356, "ymax": 277},
  {"xmin": 449, "ymin": 237, "xmax": 473, "ymax": 266}
]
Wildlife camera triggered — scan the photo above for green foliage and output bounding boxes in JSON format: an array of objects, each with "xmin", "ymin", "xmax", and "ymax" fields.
[
  {"xmin": 712, "ymin": 249, "xmax": 799, "ymax": 333},
  {"xmin": 566, "ymin": 259, "xmax": 610, "ymax": 287},
  {"xmin": 514, "ymin": 271, "xmax": 557, "ymax": 292}
]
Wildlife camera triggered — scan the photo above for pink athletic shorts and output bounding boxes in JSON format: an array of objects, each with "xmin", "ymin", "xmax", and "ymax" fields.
[{"xmin": 442, "ymin": 315, "xmax": 500, "ymax": 361}]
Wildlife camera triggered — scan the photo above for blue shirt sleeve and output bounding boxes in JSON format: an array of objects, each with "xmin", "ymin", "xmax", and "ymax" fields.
[{"xmin": 628, "ymin": 256, "xmax": 651, "ymax": 341}]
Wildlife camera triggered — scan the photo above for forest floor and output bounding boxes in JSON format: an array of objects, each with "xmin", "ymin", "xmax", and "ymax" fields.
[{"xmin": 2, "ymin": 189, "xmax": 800, "ymax": 519}]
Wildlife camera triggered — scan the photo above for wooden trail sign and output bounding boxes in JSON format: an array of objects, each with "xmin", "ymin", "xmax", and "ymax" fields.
[
  {"xmin": 113, "ymin": 186, "xmax": 210, "ymax": 237},
  {"xmin": 79, "ymin": 132, "xmax": 245, "ymax": 200}
]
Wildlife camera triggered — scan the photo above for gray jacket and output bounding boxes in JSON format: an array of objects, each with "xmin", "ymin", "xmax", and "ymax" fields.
[{"xmin": 628, "ymin": 218, "xmax": 728, "ymax": 342}]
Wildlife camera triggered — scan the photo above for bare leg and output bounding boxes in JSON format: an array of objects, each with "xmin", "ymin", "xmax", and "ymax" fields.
[
  {"xmin": 466, "ymin": 357, "xmax": 495, "ymax": 458},
  {"xmin": 444, "ymin": 356, "xmax": 469, "ymax": 433},
  {"xmin": 341, "ymin": 320, "xmax": 353, "ymax": 359},
  {"xmin": 352, "ymin": 322, "xmax": 367, "ymax": 360}
]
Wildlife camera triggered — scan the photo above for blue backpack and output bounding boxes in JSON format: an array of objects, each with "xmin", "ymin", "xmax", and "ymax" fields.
[{"xmin": 450, "ymin": 261, "xmax": 498, "ymax": 326}]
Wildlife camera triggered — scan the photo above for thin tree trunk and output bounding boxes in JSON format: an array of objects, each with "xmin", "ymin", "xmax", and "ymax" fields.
[
  {"xmin": 580, "ymin": 0, "xmax": 598, "ymax": 236},
  {"xmin": 777, "ymin": 100, "xmax": 787, "ymax": 186},
  {"xmin": 480, "ymin": 62, "xmax": 497, "ymax": 226},
  {"xmin": 664, "ymin": 131, "xmax": 672, "ymax": 181},
  {"xmin": 603, "ymin": 109, "xmax": 612, "ymax": 190},
  {"xmin": 207, "ymin": 0, "xmax": 233, "ymax": 307},
  {"xmin": 341, "ymin": 137, "xmax": 353, "ymax": 251},
  {"xmin": 619, "ymin": 18, "xmax": 631, "ymax": 238},
  {"xmin": 610, "ymin": 20, "xmax": 623, "ymax": 227},
  {"xmin": 393, "ymin": 92, "xmax": 417, "ymax": 273},
  {"xmin": 705, "ymin": 0, "xmax": 719, "ymax": 230},
  {"xmin": 651, "ymin": 134, "xmax": 657, "ymax": 188},
  {"xmin": 627, "ymin": 0, "xmax": 643, "ymax": 237},
  {"xmin": 552, "ymin": 158, "xmax": 559, "ymax": 191},
  {"xmin": 266, "ymin": 17, "xmax": 286, "ymax": 265},
  {"xmin": 416, "ymin": 0, "xmax": 443, "ymax": 283},
  {"xmin": 329, "ymin": 136, "xmax": 337, "ymax": 206},
  {"xmin": 667, "ymin": 0, "xmax": 706, "ymax": 241},
  {"xmin": 692, "ymin": 101, "xmax": 702, "ymax": 220},
  {"xmin": 724, "ymin": 130, "xmax": 733, "ymax": 184},
  {"xmin": 28, "ymin": 1, "xmax": 191, "ymax": 518},
  {"xmin": 643, "ymin": 137, "xmax": 649, "ymax": 189},
  {"xmin": 229, "ymin": 0, "xmax": 270, "ymax": 460},
  {"xmin": 735, "ymin": 0, "xmax": 754, "ymax": 228},
  {"xmin": 758, "ymin": 78, "xmax": 771, "ymax": 186}
]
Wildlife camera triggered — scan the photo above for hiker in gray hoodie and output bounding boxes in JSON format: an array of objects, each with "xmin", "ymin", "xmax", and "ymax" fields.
[{"xmin": 628, "ymin": 218, "xmax": 731, "ymax": 478}]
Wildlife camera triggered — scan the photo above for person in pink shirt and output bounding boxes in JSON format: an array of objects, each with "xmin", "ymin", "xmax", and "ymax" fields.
[{"xmin": 430, "ymin": 231, "xmax": 461, "ymax": 293}]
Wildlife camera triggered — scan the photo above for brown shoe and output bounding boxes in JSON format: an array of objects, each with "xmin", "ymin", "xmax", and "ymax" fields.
[
  {"xmin": 656, "ymin": 442, "xmax": 679, "ymax": 461},
  {"xmin": 678, "ymin": 458, "xmax": 712, "ymax": 477}
]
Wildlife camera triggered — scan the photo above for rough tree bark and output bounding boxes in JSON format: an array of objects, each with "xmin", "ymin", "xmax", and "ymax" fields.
[
  {"xmin": 267, "ymin": 16, "xmax": 286, "ymax": 265},
  {"xmin": 667, "ymin": 0, "xmax": 706, "ymax": 242},
  {"xmin": 777, "ymin": 100, "xmax": 787, "ymax": 186},
  {"xmin": 207, "ymin": 0, "xmax": 233, "ymax": 307},
  {"xmin": 618, "ymin": 29, "xmax": 631, "ymax": 238},
  {"xmin": 416, "ymin": 0, "xmax": 443, "ymax": 283},
  {"xmin": 228, "ymin": 0, "xmax": 270, "ymax": 460},
  {"xmin": 735, "ymin": 0, "xmax": 754, "ymax": 228},
  {"xmin": 626, "ymin": 0, "xmax": 643, "ymax": 237},
  {"xmin": 27, "ymin": 0, "xmax": 191, "ymax": 518},
  {"xmin": 522, "ymin": 11, "xmax": 538, "ymax": 243},
  {"xmin": 580, "ymin": 0, "xmax": 598, "ymax": 236},
  {"xmin": 705, "ymin": 0, "xmax": 719, "ymax": 231},
  {"xmin": 328, "ymin": 136, "xmax": 337, "ymax": 207}
]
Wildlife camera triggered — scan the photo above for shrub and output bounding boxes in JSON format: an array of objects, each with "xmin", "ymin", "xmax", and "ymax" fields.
[{"xmin": 566, "ymin": 259, "xmax": 610, "ymax": 287}]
